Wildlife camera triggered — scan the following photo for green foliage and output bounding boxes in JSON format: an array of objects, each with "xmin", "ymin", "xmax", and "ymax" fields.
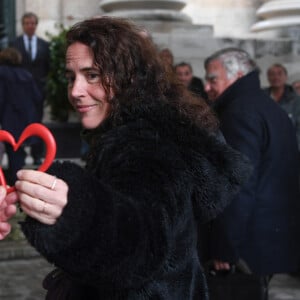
[
  {"xmin": 6, "ymin": 210, "xmax": 25, "ymax": 241},
  {"xmin": 46, "ymin": 25, "xmax": 73, "ymax": 122}
]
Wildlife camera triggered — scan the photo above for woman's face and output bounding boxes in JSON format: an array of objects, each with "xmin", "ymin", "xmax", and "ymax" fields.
[{"xmin": 65, "ymin": 42, "xmax": 111, "ymax": 129}]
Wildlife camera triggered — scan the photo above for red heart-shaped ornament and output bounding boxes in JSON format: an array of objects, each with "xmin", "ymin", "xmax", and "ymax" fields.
[{"xmin": 0, "ymin": 123, "xmax": 56, "ymax": 193}]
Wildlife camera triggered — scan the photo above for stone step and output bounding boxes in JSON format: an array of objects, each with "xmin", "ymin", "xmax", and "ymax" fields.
[{"xmin": 0, "ymin": 240, "xmax": 40, "ymax": 261}]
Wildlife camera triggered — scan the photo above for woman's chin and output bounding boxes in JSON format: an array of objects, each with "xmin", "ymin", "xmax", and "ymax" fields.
[{"xmin": 81, "ymin": 118, "xmax": 102, "ymax": 130}]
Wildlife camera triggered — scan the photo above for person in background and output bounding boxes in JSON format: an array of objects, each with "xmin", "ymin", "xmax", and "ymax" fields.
[
  {"xmin": 0, "ymin": 18, "xmax": 250, "ymax": 299},
  {"xmin": 158, "ymin": 47, "xmax": 175, "ymax": 76},
  {"xmin": 158, "ymin": 48, "xmax": 174, "ymax": 67},
  {"xmin": 175, "ymin": 62, "xmax": 208, "ymax": 101},
  {"xmin": 0, "ymin": 47, "xmax": 42, "ymax": 184},
  {"xmin": 292, "ymin": 79, "xmax": 300, "ymax": 96},
  {"xmin": 10, "ymin": 12, "xmax": 50, "ymax": 165},
  {"xmin": 264, "ymin": 63, "xmax": 300, "ymax": 150},
  {"xmin": 204, "ymin": 48, "xmax": 300, "ymax": 298}
]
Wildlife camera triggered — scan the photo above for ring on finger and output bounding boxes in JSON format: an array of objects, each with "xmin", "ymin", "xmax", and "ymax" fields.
[{"xmin": 50, "ymin": 176, "xmax": 57, "ymax": 190}]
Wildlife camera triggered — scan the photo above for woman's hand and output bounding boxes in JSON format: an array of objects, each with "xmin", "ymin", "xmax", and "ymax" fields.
[
  {"xmin": 0, "ymin": 186, "xmax": 18, "ymax": 239},
  {"xmin": 15, "ymin": 169, "xmax": 68, "ymax": 225},
  {"xmin": 213, "ymin": 260, "xmax": 231, "ymax": 271}
]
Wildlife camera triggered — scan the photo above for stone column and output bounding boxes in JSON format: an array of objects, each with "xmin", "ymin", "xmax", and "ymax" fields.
[
  {"xmin": 251, "ymin": 0, "xmax": 300, "ymax": 34},
  {"xmin": 62, "ymin": 0, "xmax": 101, "ymax": 28},
  {"xmin": 100, "ymin": 0, "xmax": 192, "ymax": 32},
  {"xmin": 183, "ymin": 0, "xmax": 263, "ymax": 38}
]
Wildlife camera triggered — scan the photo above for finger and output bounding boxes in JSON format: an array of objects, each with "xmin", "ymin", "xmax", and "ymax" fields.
[
  {"xmin": 20, "ymin": 194, "xmax": 62, "ymax": 219},
  {"xmin": 16, "ymin": 181, "xmax": 68, "ymax": 217},
  {"xmin": 0, "ymin": 186, "xmax": 6, "ymax": 205},
  {"xmin": 16, "ymin": 175, "xmax": 68, "ymax": 207},
  {"xmin": 17, "ymin": 170, "xmax": 58, "ymax": 190},
  {"xmin": 5, "ymin": 191, "xmax": 19, "ymax": 205},
  {"xmin": 20, "ymin": 203, "xmax": 57, "ymax": 225},
  {"xmin": 19, "ymin": 187, "xmax": 63, "ymax": 219},
  {"xmin": 5, "ymin": 205, "xmax": 17, "ymax": 219},
  {"xmin": 213, "ymin": 260, "xmax": 230, "ymax": 271},
  {"xmin": 218, "ymin": 262, "xmax": 230, "ymax": 270},
  {"xmin": 0, "ymin": 222, "xmax": 11, "ymax": 240},
  {"xmin": 19, "ymin": 192, "xmax": 46, "ymax": 213}
]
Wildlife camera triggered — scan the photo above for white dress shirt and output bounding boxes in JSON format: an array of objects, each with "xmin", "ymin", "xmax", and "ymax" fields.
[{"xmin": 23, "ymin": 34, "xmax": 37, "ymax": 60}]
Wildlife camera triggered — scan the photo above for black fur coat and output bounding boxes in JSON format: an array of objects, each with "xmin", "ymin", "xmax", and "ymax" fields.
[{"xmin": 21, "ymin": 104, "xmax": 251, "ymax": 299}]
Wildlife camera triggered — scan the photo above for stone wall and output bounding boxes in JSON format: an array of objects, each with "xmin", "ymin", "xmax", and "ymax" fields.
[{"xmin": 15, "ymin": 0, "xmax": 300, "ymax": 87}]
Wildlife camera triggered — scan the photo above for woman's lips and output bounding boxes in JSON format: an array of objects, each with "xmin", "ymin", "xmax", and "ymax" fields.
[{"xmin": 76, "ymin": 104, "xmax": 97, "ymax": 113}]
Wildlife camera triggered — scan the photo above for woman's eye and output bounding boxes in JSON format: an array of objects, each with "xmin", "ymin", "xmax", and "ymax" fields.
[
  {"xmin": 87, "ymin": 73, "xmax": 100, "ymax": 82},
  {"xmin": 65, "ymin": 75, "xmax": 75, "ymax": 85}
]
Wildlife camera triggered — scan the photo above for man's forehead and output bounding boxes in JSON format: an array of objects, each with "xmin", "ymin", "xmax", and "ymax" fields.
[
  {"xmin": 205, "ymin": 72, "xmax": 218, "ymax": 79},
  {"xmin": 176, "ymin": 66, "xmax": 190, "ymax": 72},
  {"xmin": 23, "ymin": 17, "xmax": 37, "ymax": 23},
  {"xmin": 268, "ymin": 66, "xmax": 286, "ymax": 75},
  {"xmin": 206, "ymin": 59, "xmax": 223, "ymax": 71}
]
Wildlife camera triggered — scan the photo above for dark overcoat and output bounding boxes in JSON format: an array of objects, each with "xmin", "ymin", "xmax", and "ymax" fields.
[
  {"xmin": 211, "ymin": 71, "xmax": 300, "ymax": 275},
  {"xmin": 21, "ymin": 101, "xmax": 251, "ymax": 299},
  {"xmin": 11, "ymin": 35, "xmax": 50, "ymax": 105},
  {"xmin": 0, "ymin": 65, "xmax": 42, "ymax": 139}
]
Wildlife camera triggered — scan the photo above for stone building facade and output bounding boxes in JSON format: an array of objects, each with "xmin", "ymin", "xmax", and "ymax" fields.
[{"xmin": 12, "ymin": 0, "xmax": 300, "ymax": 86}]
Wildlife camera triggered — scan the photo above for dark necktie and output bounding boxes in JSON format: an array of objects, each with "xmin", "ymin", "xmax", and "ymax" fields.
[{"xmin": 28, "ymin": 37, "xmax": 32, "ymax": 60}]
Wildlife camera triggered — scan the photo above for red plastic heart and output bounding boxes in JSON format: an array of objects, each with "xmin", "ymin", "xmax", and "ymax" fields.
[{"xmin": 0, "ymin": 123, "xmax": 57, "ymax": 193}]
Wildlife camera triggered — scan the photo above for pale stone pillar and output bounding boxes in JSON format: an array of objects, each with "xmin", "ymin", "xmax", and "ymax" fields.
[
  {"xmin": 183, "ymin": 0, "xmax": 264, "ymax": 38},
  {"xmin": 251, "ymin": 0, "xmax": 300, "ymax": 33},
  {"xmin": 62, "ymin": 1, "xmax": 101, "ymax": 28},
  {"xmin": 100, "ymin": 0, "xmax": 192, "ymax": 32},
  {"xmin": 100, "ymin": 0, "xmax": 190, "ymax": 22}
]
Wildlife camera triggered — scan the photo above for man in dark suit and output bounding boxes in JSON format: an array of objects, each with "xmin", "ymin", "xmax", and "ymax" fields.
[
  {"xmin": 204, "ymin": 48, "xmax": 300, "ymax": 297},
  {"xmin": 11, "ymin": 12, "xmax": 50, "ymax": 164}
]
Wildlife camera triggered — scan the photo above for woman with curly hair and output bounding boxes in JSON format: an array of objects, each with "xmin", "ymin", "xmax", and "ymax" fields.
[{"xmin": 1, "ymin": 17, "xmax": 250, "ymax": 299}]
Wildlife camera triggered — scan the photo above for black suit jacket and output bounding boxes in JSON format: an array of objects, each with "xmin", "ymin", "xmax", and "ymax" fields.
[{"xmin": 10, "ymin": 35, "xmax": 50, "ymax": 99}]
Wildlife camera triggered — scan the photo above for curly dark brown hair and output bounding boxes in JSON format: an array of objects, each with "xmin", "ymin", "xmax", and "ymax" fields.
[{"xmin": 66, "ymin": 17, "xmax": 218, "ymax": 132}]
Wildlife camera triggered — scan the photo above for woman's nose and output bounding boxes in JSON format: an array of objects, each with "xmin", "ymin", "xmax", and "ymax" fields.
[{"xmin": 70, "ymin": 77, "xmax": 85, "ymax": 98}]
